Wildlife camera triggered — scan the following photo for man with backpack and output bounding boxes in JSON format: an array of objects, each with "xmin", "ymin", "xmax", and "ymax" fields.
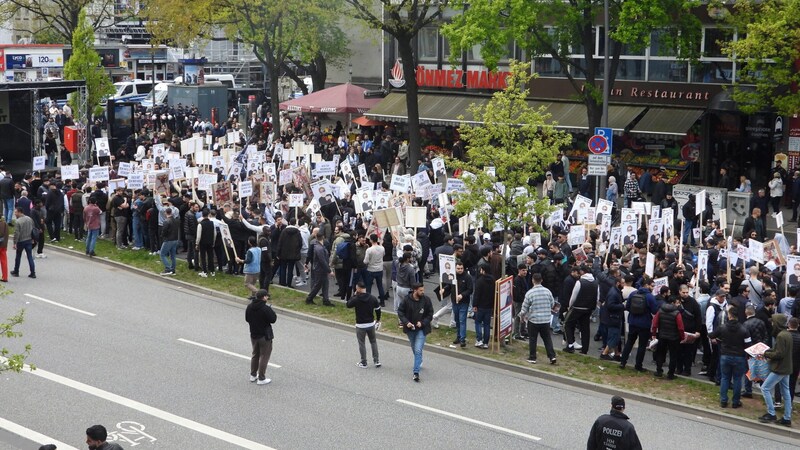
[
  {"xmin": 330, "ymin": 225, "xmax": 354, "ymax": 299},
  {"xmin": 619, "ymin": 276, "xmax": 659, "ymax": 371}
]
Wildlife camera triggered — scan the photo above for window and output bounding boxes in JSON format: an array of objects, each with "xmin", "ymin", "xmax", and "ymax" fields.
[
  {"xmin": 703, "ymin": 28, "xmax": 733, "ymax": 58},
  {"xmin": 650, "ymin": 30, "xmax": 679, "ymax": 57},
  {"xmin": 417, "ymin": 28, "xmax": 439, "ymax": 61},
  {"xmin": 534, "ymin": 58, "xmax": 564, "ymax": 77},
  {"xmin": 616, "ymin": 60, "xmax": 645, "ymax": 80},
  {"xmin": 691, "ymin": 61, "xmax": 732, "ymax": 83},
  {"xmin": 648, "ymin": 61, "xmax": 687, "ymax": 82}
]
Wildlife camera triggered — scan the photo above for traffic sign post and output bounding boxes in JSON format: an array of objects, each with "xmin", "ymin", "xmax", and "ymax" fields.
[
  {"xmin": 587, "ymin": 164, "xmax": 607, "ymax": 176},
  {"xmin": 588, "ymin": 134, "xmax": 609, "ymax": 155},
  {"xmin": 594, "ymin": 127, "xmax": 613, "ymax": 152}
]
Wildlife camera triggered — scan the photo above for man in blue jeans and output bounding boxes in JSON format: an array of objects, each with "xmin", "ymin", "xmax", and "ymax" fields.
[
  {"xmin": 446, "ymin": 262, "xmax": 473, "ymax": 348},
  {"xmin": 397, "ymin": 283, "xmax": 433, "ymax": 382},
  {"xmin": 708, "ymin": 305, "xmax": 751, "ymax": 408},
  {"xmin": 10, "ymin": 208, "xmax": 36, "ymax": 278},
  {"xmin": 159, "ymin": 208, "xmax": 180, "ymax": 275}
]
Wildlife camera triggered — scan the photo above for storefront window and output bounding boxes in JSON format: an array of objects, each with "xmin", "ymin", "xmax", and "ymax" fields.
[
  {"xmin": 648, "ymin": 60, "xmax": 687, "ymax": 82},
  {"xmin": 534, "ymin": 57, "xmax": 564, "ymax": 77},
  {"xmin": 691, "ymin": 61, "xmax": 732, "ymax": 83},
  {"xmin": 703, "ymin": 28, "xmax": 733, "ymax": 58},
  {"xmin": 417, "ymin": 28, "xmax": 439, "ymax": 61},
  {"xmin": 649, "ymin": 29, "xmax": 679, "ymax": 57},
  {"xmin": 615, "ymin": 59, "xmax": 645, "ymax": 80}
]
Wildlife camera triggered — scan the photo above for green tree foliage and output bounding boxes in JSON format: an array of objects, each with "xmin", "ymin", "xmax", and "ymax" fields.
[
  {"xmin": 344, "ymin": 0, "xmax": 451, "ymax": 171},
  {"xmin": 442, "ymin": 0, "xmax": 702, "ymax": 129},
  {"xmin": 63, "ymin": 9, "xmax": 114, "ymax": 119},
  {"xmin": 142, "ymin": 0, "xmax": 348, "ymax": 134},
  {"xmin": 447, "ymin": 62, "xmax": 571, "ymax": 252},
  {"xmin": 0, "ymin": 286, "xmax": 33, "ymax": 373},
  {"xmin": 0, "ymin": 0, "xmax": 133, "ymax": 44},
  {"xmin": 724, "ymin": 0, "xmax": 800, "ymax": 114}
]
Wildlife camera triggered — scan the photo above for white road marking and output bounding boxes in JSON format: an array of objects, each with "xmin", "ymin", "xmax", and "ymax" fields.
[
  {"xmin": 0, "ymin": 416, "xmax": 80, "ymax": 450},
  {"xmin": 7, "ymin": 360, "xmax": 276, "ymax": 450},
  {"xmin": 396, "ymin": 399, "xmax": 542, "ymax": 442},
  {"xmin": 178, "ymin": 338, "xmax": 281, "ymax": 368},
  {"xmin": 24, "ymin": 293, "xmax": 96, "ymax": 317}
]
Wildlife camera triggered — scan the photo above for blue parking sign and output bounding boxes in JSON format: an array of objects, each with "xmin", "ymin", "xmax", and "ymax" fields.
[{"xmin": 594, "ymin": 127, "xmax": 613, "ymax": 154}]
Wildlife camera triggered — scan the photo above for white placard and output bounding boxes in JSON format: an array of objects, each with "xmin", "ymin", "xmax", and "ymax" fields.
[
  {"xmin": 239, "ymin": 180, "xmax": 253, "ymax": 198},
  {"xmin": 645, "ymin": 252, "xmax": 656, "ymax": 278},
  {"xmin": 568, "ymin": 225, "xmax": 585, "ymax": 246},
  {"xmin": 95, "ymin": 137, "xmax": 110, "ymax": 157},
  {"xmin": 445, "ymin": 178, "xmax": 466, "ymax": 194},
  {"xmin": 390, "ymin": 174, "xmax": 412, "ymax": 194},
  {"xmin": 749, "ymin": 239, "xmax": 764, "ymax": 264},
  {"xmin": 411, "ymin": 171, "xmax": 432, "ymax": 195},
  {"xmin": 316, "ymin": 161, "xmax": 337, "ymax": 177},
  {"xmin": 288, "ymin": 193, "xmax": 304, "ymax": 207},
  {"xmin": 60, "ymin": 164, "xmax": 79, "ymax": 180},
  {"xmin": 117, "ymin": 161, "xmax": 131, "ymax": 178},
  {"xmin": 696, "ymin": 190, "xmax": 706, "ymax": 218},
  {"xmin": 405, "ymin": 206, "xmax": 428, "ymax": 228},
  {"xmin": 88, "ymin": 166, "xmax": 109, "ymax": 182},
  {"xmin": 32, "ymin": 155, "xmax": 46, "ymax": 170},
  {"xmin": 127, "ymin": 173, "xmax": 144, "ymax": 189}
]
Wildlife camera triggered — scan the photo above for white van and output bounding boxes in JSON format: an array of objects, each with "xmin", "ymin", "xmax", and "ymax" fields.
[
  {"xmin": 108, "ymin": 80, "xmax": 155, "ymax": 103},
  {"xmin": 140, "ymin": 81, "xmax": 172, "ymax": 108},
  {"xmin": 173, "ymin": 73, "xmax": 236, "ymax": 89}
]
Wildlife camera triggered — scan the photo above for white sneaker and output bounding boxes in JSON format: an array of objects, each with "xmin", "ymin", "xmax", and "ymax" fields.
[
  {"xmin": 431, "ymin": 318, "xmax": 439, "ymax": 329},
  {"xmin": 132, "ymin": 247, "xmax": 142, "ymax": 250},
  {"xmin": 256, "ymin": 378, "xmax": 271, "ymax": 385},
  {"xmin": 449, "ymin": 322, "xmax": 456, "ymax": 328},
  {"xmin": 574, "ymin": 342, "xmax": 583, "ymax": 350},
  {"xmin": 475, "ymin": 340, "xmax": 483, "ymax": 347},
  {"xmin": 198, "ymin": 272, "xmax": 208, "ymax": 278},
  {"xmin": 210, "ymin": 272, "xmax": 216, "ymax": 277},
  {"xmin": 249, "ymin": 375, "xmax": 257, "ymax": 382}
]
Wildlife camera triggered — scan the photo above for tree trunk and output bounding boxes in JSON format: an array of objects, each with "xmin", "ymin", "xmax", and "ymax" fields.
[
  {"xmin": 311, "ymin": 53, "xmax": 327, "ymax": 92},
  {"xmin": 281, "ymin": 63, "xmax": 309, "ymax": 96},
  {"xmin": 585, "ymin": 97, "xmax": 603, "ymax": 132},
  {"xmin": 397, "ymin": 38, "xmax": 421, "ymax": 172},
  {"xmin": 267, "ymin": 54, "xmax": 281, "ymax": 139}
]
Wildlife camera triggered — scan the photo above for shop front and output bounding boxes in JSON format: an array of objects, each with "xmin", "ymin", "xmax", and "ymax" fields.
[
  {"xmin": 1, "ymin": 45, "xmax": 65, "ymax": 82},
  {"xmin": 123, "ymin": 46, "xmax": 172, "ymax": 81}
]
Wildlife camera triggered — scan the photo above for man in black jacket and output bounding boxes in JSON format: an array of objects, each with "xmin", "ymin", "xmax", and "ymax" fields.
[
  {"xmin": 44, "ymin": 183, "xmax": 64, "ymax": 242},
  {"xmin": 708, "ymin": 305, "xmax": 752, "ymax": 408},
  {"xmin": 158, "ymin": 207, "xmax": 180, "ymax": 275},
  {"xmin": 245, "ymin": 289, "xmax": 277, "ymax": 385},
  {"xmin": 587, "ymin": 396, "xmax": 642, "ymax": 450},
  {"xmin": 397, "ymin": 283, "xmax": 434, "ymax": 382},
  {"xmin": 347, "ymin": 281, "xmax": 381, "ymax": 368}
]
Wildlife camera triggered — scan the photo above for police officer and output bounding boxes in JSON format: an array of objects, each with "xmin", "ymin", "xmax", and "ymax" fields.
[{"xmin": 587, "ymin": 396, "xmax": 642, "ymax": 450}]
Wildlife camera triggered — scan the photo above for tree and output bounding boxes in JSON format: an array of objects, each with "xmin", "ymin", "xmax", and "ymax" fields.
[
  {"xmin": 0, "ymin": 286, "xmax": 33, "ymax": 373},
  {"xmin": 724, "ymin": 0, "xmax": 800, "ymax": 114},
  {"xmin": 446, "ymin": 61, "xmax": 571, "ymax": 275},
  {"xmin": 345, "ymin": 0, "xmax": 450, "ymax": 171},
  {"xmin": 442, "ymin": 0, "xmax": 702, "ymax": 130},
  {"xmin": 142, "ymin": 0, "xmax": 347, "ymax": 136},
  {"xmin": 63, "ymin": 9, "xmax": 114, "ymax": 121},
  {"xmin": 281, "ymin": 24, "xmax": 351, "ymax": 95},
  {"xmin": 0, "ymin": 0, "xmax": 134, "ymax": 44}
]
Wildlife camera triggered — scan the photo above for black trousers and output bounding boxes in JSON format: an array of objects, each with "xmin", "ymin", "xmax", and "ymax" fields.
[
  {"xmin": 564, "ymin": 308, "xmax": 592, "ymax": 353},
  {"xmin": 620, "ymin": 326, "xmax": 650, "ymax": 369},
  {"xmin": 259, "ymin": 263, "xmax": 272, "ymax": 291},
  {"xmin": 198, "ymin": 244, "xmax": 215, "ymax": 273},
  {"xmin": 654, "ymin": 338, "xmax": 680, "ymax": 376},
  {"xmin": 186, "ymin": 236, "xmax": 197, "ymax": 268},
  {"xmin": 676, "ymin": 341, "xmax": 697, "ymax": 374},
  {"xmin": 528, "ymin": 322, "xmax": 556, "ymax": 361}
]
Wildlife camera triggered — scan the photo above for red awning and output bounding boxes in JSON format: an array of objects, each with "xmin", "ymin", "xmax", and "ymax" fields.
[
  {"xmin": 352, "ymin": 116, "xmax": 385, "ymax": 127},
  {"xmin": 279, "ymin": 83, "xmax": 381, "ymax": 114}
]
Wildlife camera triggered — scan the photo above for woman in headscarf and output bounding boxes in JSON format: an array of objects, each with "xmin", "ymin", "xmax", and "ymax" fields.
[{"xmin": 606, "ymin": 175, "xmax": 618, "ymax": 203}]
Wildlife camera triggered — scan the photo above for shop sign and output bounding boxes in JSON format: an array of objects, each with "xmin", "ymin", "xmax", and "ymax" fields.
[
  {"xmin": 416, "ymin": 66, "xmax": 510, "ymax": 90},
  {"xmin": 5, "ymin": 53, "xmax": 63, "ymax": 69}
]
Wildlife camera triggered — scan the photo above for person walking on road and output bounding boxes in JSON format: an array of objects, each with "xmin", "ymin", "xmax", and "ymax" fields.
[
  {"xmin": 519, "ymin": 272, "xmax": 557, "ymax": 365},
  {"xmin": 10, "ymin": 207, "xmax": 35, "ymax": 279},
  {"xmin": 246, "ymin": 289, "xmax": 277, "ymax": 385},
  {"xmin": 587, "ymin": 396, "xmax": 642, "ymax": 450},
  {"xmin": 397, "ymin": 282, "xmax": 434, "ymax": 382},
  {"xmin": 85, "ymin": 424, "xmax": 124, "ymax": 449},
  {"xmin": 347, "ymin": 281, "xmax": 381, "ymax": 368}
]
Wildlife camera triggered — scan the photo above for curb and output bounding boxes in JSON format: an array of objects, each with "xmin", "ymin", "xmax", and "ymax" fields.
[{"xmin": 48, "ymin": 244, "xmax": 799, "ymax": 439}]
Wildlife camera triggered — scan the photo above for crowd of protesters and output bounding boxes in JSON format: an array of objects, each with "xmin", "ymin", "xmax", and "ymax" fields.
[{"xmin": 0, "ymin": 104, "xmax": 797, "ymax": 424}]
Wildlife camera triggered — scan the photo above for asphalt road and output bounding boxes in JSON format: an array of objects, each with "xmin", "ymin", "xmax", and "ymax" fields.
[{"xmin": 0, "ymin": 251, "xmax": 796, "ymax": 449}]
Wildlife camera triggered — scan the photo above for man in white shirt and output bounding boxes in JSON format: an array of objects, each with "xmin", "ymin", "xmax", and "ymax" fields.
[{"xmin": 364, "ymin": 233, "xmax": 386, "ymax": 306}]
